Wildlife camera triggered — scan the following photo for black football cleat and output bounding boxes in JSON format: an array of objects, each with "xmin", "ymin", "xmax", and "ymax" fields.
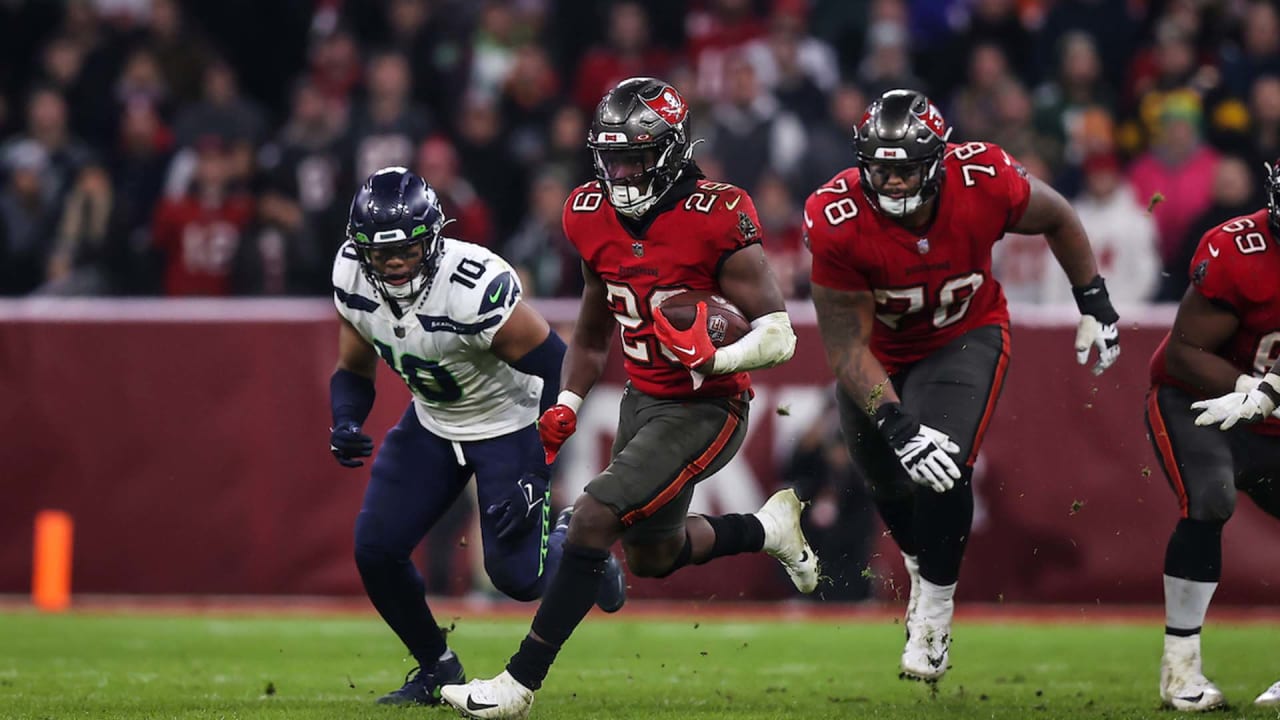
[{"xmin": 376, "ymin": 652, "xmax": 466, "ymax": 705}]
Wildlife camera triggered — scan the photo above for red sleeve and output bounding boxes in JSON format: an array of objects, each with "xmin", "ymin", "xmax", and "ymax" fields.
[
  {"xmin": 561, "ymin": 183, "xmax": 602, "ymax": 258},
  {"xmin": 996, "ymin": 146, "xmax": 1033, "ymax": 230},
  {"xmin": 720, "ymin": 187, "xmax": 762, "ymax": 251},
  {"xmin": 803, "ymin": 188, "xmax": 870, "ymax": 292},
  {"xmin": 1188, "ymin": 226, "xmax": 1241, "ymax": 310}
]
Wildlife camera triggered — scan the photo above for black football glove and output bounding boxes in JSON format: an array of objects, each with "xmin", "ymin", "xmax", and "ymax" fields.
[
  {"xmin": 485, "ymin": 472, "xmax": 547, "ymax": 542},
  {"xmin": 329, "ymin": 421, "xmax": 373, "ymax": 468}
]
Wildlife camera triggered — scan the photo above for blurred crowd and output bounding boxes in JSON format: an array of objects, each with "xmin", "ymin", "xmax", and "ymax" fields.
[{"xmin": 0, "ymin": 0, "xmax": 1275, "ymax": 301}]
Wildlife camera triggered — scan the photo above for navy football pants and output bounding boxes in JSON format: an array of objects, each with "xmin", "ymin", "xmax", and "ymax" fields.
[{"xmin": 354, "ymin": 404, "xmax": 554, "ymax": 665}]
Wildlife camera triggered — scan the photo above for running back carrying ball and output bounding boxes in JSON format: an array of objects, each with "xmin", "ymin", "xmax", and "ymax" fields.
[{"xmin": 657, "ymin": 290, "xmax": 750, "ymax": 347}]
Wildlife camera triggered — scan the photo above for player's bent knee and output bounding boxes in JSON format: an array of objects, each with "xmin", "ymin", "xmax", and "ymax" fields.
[
  {"xmin": 566, "ymin": 494, "xmax": 623, "ymax": 547},
  {"xmin": 485, "ymin": 563, "xmax": 543, "ymax": 602},
  {"xmin": 1190, "ymin": 493, "xmax": 1236, "ymax": 524}
]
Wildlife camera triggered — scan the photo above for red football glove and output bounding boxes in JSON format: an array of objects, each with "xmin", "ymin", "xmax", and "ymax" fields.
[
  {"xmin": 537, "ymin": 404, "xmax": 577, "ymax": 464},
  {"xmin": 654, "ymin": 302, "xmax": 717, "ymax": 370}
]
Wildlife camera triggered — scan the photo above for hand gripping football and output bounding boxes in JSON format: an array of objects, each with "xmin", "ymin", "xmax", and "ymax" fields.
[{"xmin": 657, "ymin": 290, "xmax": 750, "ymax": 347}]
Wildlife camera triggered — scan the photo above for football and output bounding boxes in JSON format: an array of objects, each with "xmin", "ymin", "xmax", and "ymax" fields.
[{"xmin": 658, "ymin": 290, "xmax": 750, "ymax": 347}]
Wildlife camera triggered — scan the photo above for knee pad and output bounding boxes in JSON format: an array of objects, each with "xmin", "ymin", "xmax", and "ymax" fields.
[{"xmin": 1187, "ymin": 483, "xmax": 1236, "ymax": 524}]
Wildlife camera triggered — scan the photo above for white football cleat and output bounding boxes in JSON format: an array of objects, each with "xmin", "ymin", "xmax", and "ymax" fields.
[
  {"xmin": 440, "ymin": 671, "xmax": 534, "ymax": 719},
  {"xmin": 756, "ymin": 489, "xmax": 819, "ymax": 593},
  {"xmin": 1254, "ymin": 680, "xmax": 1280, "ymax": 706},
  {"xmin": 1160, "ymin": 636, "xmax": 1225, "ymax": 712},
  {"xmin": 900, "ymin": 589, "xmax": 953, "ymax": 682}
]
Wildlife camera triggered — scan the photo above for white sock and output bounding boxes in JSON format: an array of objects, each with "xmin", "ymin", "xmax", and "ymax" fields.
[
  {"xmin": 1163, "ymin": 574, "xmax": 1217, "ymax": 632},
  {"xmin": 918, "ymin": 577, "xmax": 957, "ymax": 617}
]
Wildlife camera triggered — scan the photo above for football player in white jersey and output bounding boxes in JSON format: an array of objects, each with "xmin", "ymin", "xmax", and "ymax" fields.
[{"xmin": 328, "ymin": 167, "xmax": 625, "ymax": 705}]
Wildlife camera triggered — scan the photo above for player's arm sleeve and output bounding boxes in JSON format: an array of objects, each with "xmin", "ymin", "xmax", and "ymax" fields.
[
  {"xmin": 995, "ymin": 147, "xmax": 1033, "ymax": 231},
  {"xmin": 1187, "ymin": 230, "xmax": 1240, "ymax": 314},
  {"xmin": 803, "ymin": 190, "xmax": 871, "ymax": 292},
  {"xmin": 457, "ymin": 254, "xmax": 526, "ymax": 351}
]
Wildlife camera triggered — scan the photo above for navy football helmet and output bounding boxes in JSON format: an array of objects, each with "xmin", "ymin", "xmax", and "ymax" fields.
[
  {"xmin": 854, "ymin": 89, "xmax": 950, "ymax": 217},
  {"xmin": 347, "ymin": 167, "xmax": 447, "ymax": 311}
]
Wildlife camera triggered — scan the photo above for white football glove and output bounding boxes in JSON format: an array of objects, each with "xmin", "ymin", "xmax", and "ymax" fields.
[
  {"xmin": 893, "ymin": 425, "xmax": 962, "ymax": 493},
  {"xmin": 1075, "ymin": 315, "xmax": 1120, "ymax": 376},
  {"xmin": 1192, "ymin": 373, "xmax": 1280, "ymax": 430}
]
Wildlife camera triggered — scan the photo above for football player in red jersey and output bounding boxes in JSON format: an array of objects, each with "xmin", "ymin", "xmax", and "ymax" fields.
[
  {"xmin": 442, "ymin": 77, "xmax": 817, "ymax": 719},
  {"xmin": 1143, "ymin": 162, "xmax": 1280, "ymax": 711},
  {"xmin": 804, "ymin": 89, "xmax": 1121, "ymax": 683}
]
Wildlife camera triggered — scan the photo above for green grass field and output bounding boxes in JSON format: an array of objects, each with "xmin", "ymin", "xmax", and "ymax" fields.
[{"xmin": 2, "ymin": 610, "xmax": 1279, "ymax": 720}]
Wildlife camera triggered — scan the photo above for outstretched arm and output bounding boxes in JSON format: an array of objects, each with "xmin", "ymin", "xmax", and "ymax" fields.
[{"xmin": 1011, "ymin": 176, "xmax": 1120, "ymax": 374}]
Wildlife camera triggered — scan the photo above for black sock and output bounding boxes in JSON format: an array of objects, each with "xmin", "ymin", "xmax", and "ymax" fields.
[
  {"xmin": 1164, "ymin": 518, "xmax": 1224, "ymax": 582},
  {"xmin": 506, "ymin": 543, "xmax": 608, "ymax": 690},
  {"xmin": 700, "ymin": 513, "xmax": 765, "ymax": 562},
  {"xmin": 914, "ymin": 467, "xmax": 974, "ymax": 585},
  {"xmin": 874, "ymin": 493, "xmax": 919, "ymax": 557},
  {"xmin": 355, "ymin": 548, "xmax": 447, "ymax": 665}
]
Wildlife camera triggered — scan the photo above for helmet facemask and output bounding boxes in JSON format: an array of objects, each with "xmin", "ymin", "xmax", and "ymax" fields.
[
  {"xmin": 351, "ymin": 217, "xmax": 445, "ymax": 309},
  {"xmin": 592, "ymin": 135, "xmax": 689, "ymax": 218},
  {"xmin": 860, "ymin": 156, "xmax": 943, "ymax": 217}
]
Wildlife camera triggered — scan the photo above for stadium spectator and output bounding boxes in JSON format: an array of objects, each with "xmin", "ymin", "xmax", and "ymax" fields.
[
  {"xmin": 571, "ymin": 1, "xmax": 671, "ymax": 116},
  {"xmin": 741, "ymin": 0, "xmax": 838, "ymax": 126},
  {"xmin": 0, "ymin": 140, "xmax": 60, "ymax": 295},
  {"xmin": 415, "ymin": 135, "xmax": 494, "ymax": 248},
  {"xmin": 506, "ymin": 168, "xmax": 580, "ymax": 298},
  {"xmin": 704, "ymin": 53, "xmax": 806, "ymax": 192},
  {"xmin": 797, "ymin": 83, "xmax": 866, "ymax": 199},
  {"xmin": 144, "ymin": 0, "xmax": 212, "ymax": 107},
  {"xmin": 949, "ymin": 43, "xmax": 1016, "ymax": 142},
  {"xmin": 3, "ymin": 87, "xmax": 92, "ymax": 208},
  {"xmin": 173, "ymin": 59, "xmax": 266, "ymax": 150},
  {"xmin": 1048, "ymin": 152, "xmax": 1160, "ymax": 305},
  {"xmin": 38, "ymin": 161, "xmax": 114, "ymax": 296},
  {"xmin": 258, "ymin": 78, "xmax": 349, "ymax": 259},
  {"xmin": 1128, "ymin": 91, "xmax": 1220, "ymax": 277},
  {"xmin": 687, "ymin": 0, "xmax": 767, "ymax": 102},
  {"xmin": 753, "ymin": 172, "xmax": 808, "ymax": 299},
  {"xmin": 349, "ymin": 50, "xmax": 430, "ymax": 184},
  {"xmin": 1219, "ymin": 0, "xmax": 1280, "ymax": 98},
  {"xmin": 149, "ymin": 136, "xmax": 253, "ymax": 296},
  {"xmin": 856, "ymin": 16, "xmax": 925, "ymax": 100},
  {"xmin": 1161, "ymin": 154, "xmax": 1262, "ymax": 302},
  {"xmin": 1032, "ymin": 31, "xmax": 1116, "ymax": 170}
]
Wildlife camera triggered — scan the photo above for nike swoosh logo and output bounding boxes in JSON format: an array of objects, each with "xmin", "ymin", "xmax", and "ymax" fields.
[
  {"xmin": 673, "ymin": 345, "xmax": 698, "ymax": 356},
  {"xmin": 489, "ymin": 284, "xmax": 504, "ymax": 303},
  {"xmin": 1176, "ymin": 693, "xmax": 1204, "ymax": 703},
  {"xmin": 466, "ymin": 696, "xmax": 499, "ymax": 711},
  {"xmin": 725, "ymin": 196, "xmax": 741, "ymax": 210},
  {"xmin": 799, "ymin": 550, "xmax": 810, "ymax": 563},
  {"xmin": 1208, "ymin": 244, "xmax": 1220, "ymax": 257}
]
